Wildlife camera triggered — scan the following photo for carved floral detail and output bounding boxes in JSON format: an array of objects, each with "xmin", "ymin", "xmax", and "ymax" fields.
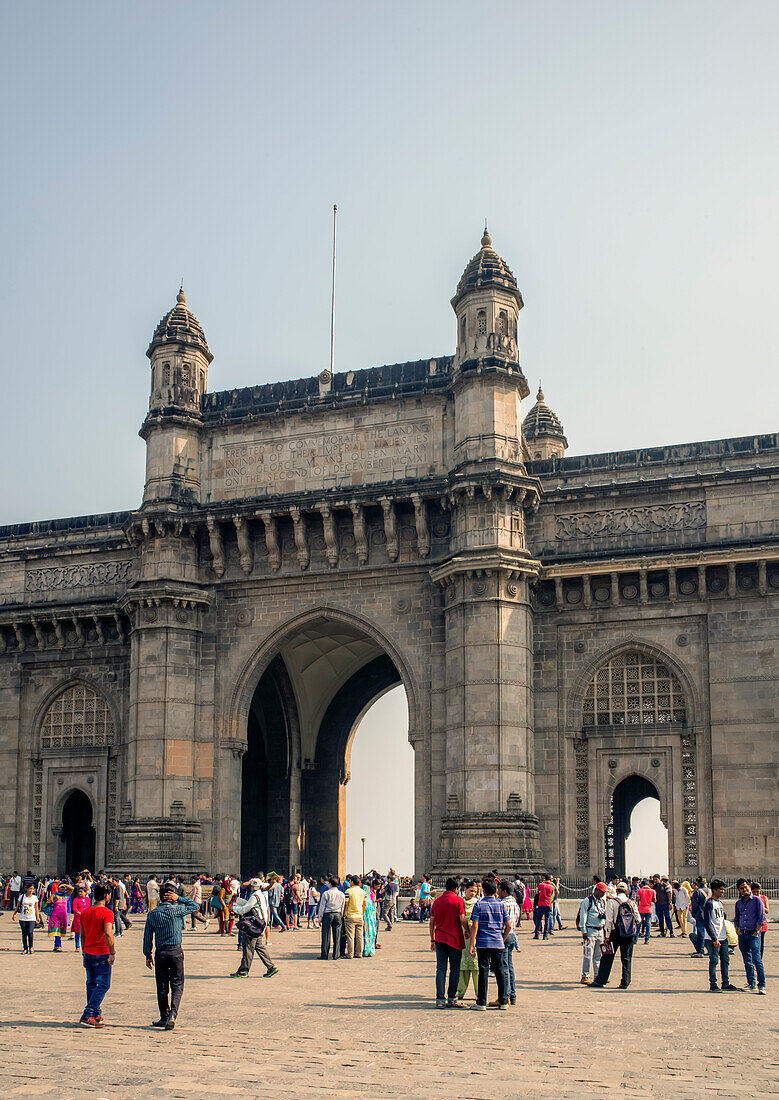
[{"xmin": 556, "ymin": 501, "xmax": 706, "ymax": 541}]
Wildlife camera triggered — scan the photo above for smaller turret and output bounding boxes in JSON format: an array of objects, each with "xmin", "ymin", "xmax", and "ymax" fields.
[
  {"xmin": 451, "ymin": 228, "xmax": 524, "ymax": 368},
  {"xmin": 522, "ymin": 385, "xmax": 568, "ymax": 461}
]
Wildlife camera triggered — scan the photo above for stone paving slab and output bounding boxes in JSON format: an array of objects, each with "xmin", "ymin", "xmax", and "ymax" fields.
[{"xmin": 0, "ymin": 914, "xmax": 775, "ymax": 1098}]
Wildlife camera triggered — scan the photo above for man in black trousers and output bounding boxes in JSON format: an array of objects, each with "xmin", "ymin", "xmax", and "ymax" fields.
[{"xmin": 142, "ymin": 880, "xmax": 199, "ymax": 1030}]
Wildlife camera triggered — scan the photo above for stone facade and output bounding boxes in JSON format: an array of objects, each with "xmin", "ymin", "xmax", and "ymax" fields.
[{"xmin": 0, "ymin": 234, "xmax": 776, "ymax": 879}]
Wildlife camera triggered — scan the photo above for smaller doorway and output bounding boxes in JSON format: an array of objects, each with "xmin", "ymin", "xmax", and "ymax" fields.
[
  {"xmin": 60, "ymin": 790, "xmax": 96, "ymax": 877},
  {"xmin": 607, "ymin": 776, "xmax": 668, "ymax": 879}
]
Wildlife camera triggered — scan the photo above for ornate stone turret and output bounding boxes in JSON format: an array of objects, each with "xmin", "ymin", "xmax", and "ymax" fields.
[
  {"xmin": 141, "ymin": 288, "xmax": 212, "ymax": 505},
  {"xmin": 523, "ymin": 384, "xmax": 568, "ymax": 461},
  {"xmin": 451, "ymin": 227, "xmax": 524, "ymax": 367}
]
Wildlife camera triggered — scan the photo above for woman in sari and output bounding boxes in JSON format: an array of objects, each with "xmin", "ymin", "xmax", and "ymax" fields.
[
  {"xmin": 521, "ymin": 879, "xmax": 533, "ymax": 922},
  {"xmin": 362, "ymin": 879, "xmax": 378, "ymax": 957},
  {"xmin": 48, "ymin": 877, "xmax": 72, "ymax": 951},
  {"xmin": 130, "ymin": 878, "xmax": 145, "ymax": 913},
  {"xmin": 70, "ymin": 885, "xmax": 90, "ymax": 950}
]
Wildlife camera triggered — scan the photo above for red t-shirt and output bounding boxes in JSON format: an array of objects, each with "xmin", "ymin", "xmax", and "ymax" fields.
[
  {"xmin": 81, "ymin": 905, "xmax": 114, "ymax": 955},
  {"xmin": 537, "ymin": 881, "xmax": 554, "ymax": 907},
  {"xmin": 637, "ymin": 887, "xmax": 656, "ymax": 914},
  {"xmin": 431, "ymin": 891, "xmax": 466, "ymax": 949}
]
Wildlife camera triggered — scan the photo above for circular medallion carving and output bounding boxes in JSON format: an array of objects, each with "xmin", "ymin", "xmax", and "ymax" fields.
[
  {"xmin": 236, "ymin": 609, "xmax": 253, "ymax": 627},
  {"xmin": 679, "ymin": 579, "xmax": 696, "ymax": 595},
  {"xmin": 394, "ymin": 597, "xmax": 411, "ymax": 614},
  {"xmin": 738, "ymin": 575, "xmax": 754, "ymax": 589},
  {"xmin": 472, "ymin": 579, "xmax": 486, "ymax": 596},
  {"xmin": 312, "ymin": 535, "xmax": 326, "ymax": 551},
  {"xmin": 372, "ymin": 529, "xmax": 387, "ymax": 545},
  {"xmin": 651, "ymin": 758, "xmax": 661, "ymax": 768},
  {"xmin": 566, "ymin": 588, "xmax": 582, "ymax": 605},
  {"xmin": 709, "ymin": 577, "xmax": 725, "ymax": 592},
  {"xmin": 341, "ymin": 534, "xmax": 355, "ymax": 549},
  {"xmin": 676, "ymin": 633, "xmax": 689, "ymax": 647},
  {"xmin": 87, "ymin": 775, "xmax": 94, "ymax": 784},
  {"xmin": 57, "ymin": 777, "xmax": 64, "ymax": 785},
  {"xmin": 622, "ymin": 584, "xmax": 638, "ymax": 600},
  {"xmin": 446, "ymin": 584, "xmax": 457, "ymax": 604},
  {"xmin": 318, "ymin": 369, "xmax": 332, "ymax": 383},
  {"xmin": 144, "ymin": 610, "xmax": 158, "ymax": 623},
  {"xmin": 608, "ymin": 758, "xmax": 618, "ymax": 769},
  {"xmin": 593, "ymin": 586, "xmax": 610, "ymax": 602},
  {"xmin": 539, "ymin": 590, "xmax": 555, "ymax": 606},
  {"xmin": 175, "ymin": 610, "xmax": 189, "ymax": 624},
  {"xmin": 506, "ymin": 581, "xmax": 518, "ymax": 598},
  {"xmin": 650, "ymin": 582, "xmax": 667, "ymax": 597},
  {"xmin": 769, "ymin": 571, "xmax": 779, "ymax": 588},
  {"xmin": 433, "ymin": 520, "xmax": 450, "ymax": 539},
  {"xmin": 574, "ymin": 639, "xmax": 586, "ymax": 653}
]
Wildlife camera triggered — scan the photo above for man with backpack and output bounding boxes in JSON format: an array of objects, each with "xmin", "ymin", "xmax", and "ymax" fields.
[
  {"xmin": 577, "ymin": 882, "xmax": 608, "ymax": 984},
  {"xmin": 591, "ymin": 882, "xmax": 640, "ymax": 989},
  {"xmin": 230, "ymin": 878, "xmax": 278, "ymax": 979}
]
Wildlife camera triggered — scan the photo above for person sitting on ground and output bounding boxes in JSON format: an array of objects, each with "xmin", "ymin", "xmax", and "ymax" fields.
[{"xmin": 401, "ymin": 899, "xmax": 421, "ymax": 921}]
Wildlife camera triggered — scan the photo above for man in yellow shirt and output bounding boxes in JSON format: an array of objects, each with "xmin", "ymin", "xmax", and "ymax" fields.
[{"xmin": 343, "ymin": 876, "xmax": 367, "ymax": 958}]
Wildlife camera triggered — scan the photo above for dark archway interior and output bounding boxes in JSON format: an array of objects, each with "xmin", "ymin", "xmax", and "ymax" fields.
[
  {"xmin": 241, "ymin": 649, "xmax": 401, "ymax": 878},
  {"xmin": 610, "ymin": 775, "xmax": 660, "ymax": 878},
  {"xmin": 61, "ymin": 790, "xmax": 95, "ymax": 876}
]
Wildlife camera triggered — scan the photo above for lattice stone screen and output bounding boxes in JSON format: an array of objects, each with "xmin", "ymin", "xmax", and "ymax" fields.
[
  {"xmin": 41, "ymin": 685, "xmax": 114, "ymax": 749},
  {"xmin": 582, "ymin": 652, "xmax": 686, "ymax": 726}
]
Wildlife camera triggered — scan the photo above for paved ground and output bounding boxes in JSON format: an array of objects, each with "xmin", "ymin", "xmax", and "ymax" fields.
[{"xmin": 0, "ymin": 912, "xmax": 775, "ymax": 1098}]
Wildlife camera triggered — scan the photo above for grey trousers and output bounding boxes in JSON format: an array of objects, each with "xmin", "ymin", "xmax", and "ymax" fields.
[
  {"xmin": 382, "ymin": 900, "xmax": 395, "ymax": 929},
  {"xmin": 238, "ymin": 934, "xmax": 274, "ymax": 974}
]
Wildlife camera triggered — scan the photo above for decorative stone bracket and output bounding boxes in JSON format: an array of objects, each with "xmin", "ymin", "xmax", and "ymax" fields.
[{"xmin": 0, "ymin": 607, "xmax": 130, "ymax": 657}]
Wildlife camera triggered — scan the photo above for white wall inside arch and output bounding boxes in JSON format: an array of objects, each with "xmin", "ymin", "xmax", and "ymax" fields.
[
  {"xmin": 345, "ymin": 685, "xmax": 413, "ymax": 876},
  {"xmin": 625, "ymin": 798, "xmax": 669, "ymax": 877}
]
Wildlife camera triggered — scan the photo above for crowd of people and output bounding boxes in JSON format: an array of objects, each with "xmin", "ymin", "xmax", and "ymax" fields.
[{"xmin": 0, "ymin": 865, "xmax": 769, "ymax": 1027}]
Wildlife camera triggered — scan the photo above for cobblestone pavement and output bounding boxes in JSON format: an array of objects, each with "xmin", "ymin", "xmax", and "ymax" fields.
[{"xmin": 0, "ymin": 914, "xmax": 774, "ymax": 1098}]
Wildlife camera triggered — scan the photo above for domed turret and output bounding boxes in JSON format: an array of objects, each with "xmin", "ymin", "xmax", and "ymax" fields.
[
  {"xmin": 523, "ymin": 385, "xmax": 568, "ymax": 461},
  {"xmin": 146, "ymin": 287, "xmax": 213, "ymax": 416},
  {"xmin": 451, "ymin": 228, "xmax": 524, "ymax": 368}
]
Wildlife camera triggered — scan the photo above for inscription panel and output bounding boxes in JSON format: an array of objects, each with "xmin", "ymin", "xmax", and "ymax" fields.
[{"xmin": 212, "ymin": 414, "xmax": 438, "ymax": 500}]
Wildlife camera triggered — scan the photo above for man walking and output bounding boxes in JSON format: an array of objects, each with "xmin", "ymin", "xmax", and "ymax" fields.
[
  {"xmin": 146, "ymin": 874, "xmax": 159, "ymax": 912},
  {"xmin": 654, "ymin": 877, "xmax": 674, "ymax": 937},
  {"xmin": 592, "ymin": 881, "xmax": 640, "ymax": 990},
  {"xmin": 9, "ymin": 870, "xmax": 21, "ymax": 910},
  {"xmin": 429, "ymin": 876, "xmax": 468, "ymax": 1008},
  {"xmin": 143, "ymin": 880, "xmax": 199, "ymax": 1029},
  {"xmin": 734, "ymin": 880, "xmax": 766, "ymax": 994},
  {"xmin": 383, "ymin": 872, "xmax": 400, "ymax": 930},
  {"xmin": 702, "ymin": 878, "xmax": 741, "ymax": 993},
  {"xmin": 231, "ymin": 878, "xmax": 278, "ymax": 978},
  {"xmin": 318, "ymin": 876, "xmax": 346, "ymax": 959},
  {"xmin": 79, "ymin": 882, "xmax": 115, "ymax": 1028},
  {"xmin": 578, "ymin": 882, "xmax": 608, "ymax": 984},
  {"xmin": 343, "ymin": 875, "xmax": 367, "ymax": 958},
  {"xmin": 468, "ymin": 877, "xmax": 510, "ymax": 1011}
]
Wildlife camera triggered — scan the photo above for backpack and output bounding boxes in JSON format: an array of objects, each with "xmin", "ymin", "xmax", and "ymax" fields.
[
  {"xmin": 575, "ymin": 896, "xmax": 593, "ymax": 930},
  {"xmin": 617, "ymin": 900, "xmax": 640, "ymax": 939},
  {"xmin": 512, "ymin": 881, "xmax": 525, "ymax": 907}
]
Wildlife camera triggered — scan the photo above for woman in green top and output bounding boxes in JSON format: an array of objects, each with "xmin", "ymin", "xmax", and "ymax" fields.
[{"xmin": 456, "ymin": 881, "xmax": 479, "ymax": 1002}]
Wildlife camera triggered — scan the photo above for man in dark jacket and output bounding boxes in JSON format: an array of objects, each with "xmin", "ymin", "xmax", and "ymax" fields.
[
  {"xmin": 654, "ymin": 876, "xmax": 674, "ymax": 937},
  {"xmin": 689, "ymin": 877, "xmax": 710, "ymax": 957}
]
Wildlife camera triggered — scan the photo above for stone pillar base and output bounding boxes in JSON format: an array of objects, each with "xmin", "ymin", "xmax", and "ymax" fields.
[
  {"xmin": 109, "ymin": 816, "xmax": 203, "ymax": 875},
  {"xmin": 432, "ymin": 811, "xmax": 545, "ymax": 877}
]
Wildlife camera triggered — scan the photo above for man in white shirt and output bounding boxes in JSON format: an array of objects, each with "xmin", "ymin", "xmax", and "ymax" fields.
[
  {"xmin": 231, "ymin": 879, "xmax": 277, "ymax": 978},
  {"xmin": 146, "ymin": 876, "xmax": 159, "ymax": 911},
  {"xmin": 702, "ymin": 878, "xmax": 740, "ymax": 993},
  {"xmin": 318, "ymin": 876, "xmax": 346, "ymax": 959},
  {"xmin": 9, "ymin": 872, "xmax": 22, "ymax": 909}
]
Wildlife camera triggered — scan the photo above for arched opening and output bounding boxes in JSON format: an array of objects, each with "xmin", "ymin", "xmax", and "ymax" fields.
[
  {"xmin": 345, "ymin": 685, "xmax": 413, "ymax": 875},
  {"xmin": 607, "ymin": 775, "xmax": 667, "ymax": 879},
  {"xmin": 60, "ymin": 790, "xmax": 95, "ymax": 877},
  {"xmin": 240, "ymin": 615, "xmax": 413, "ymax": 879}
]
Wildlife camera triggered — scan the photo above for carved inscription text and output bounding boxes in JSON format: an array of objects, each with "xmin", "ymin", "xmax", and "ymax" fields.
[
  {"xmin": 556, "ymin": 500, "xmax": 706, "ymax": 541},
  {"xmin": 218, "ymin": 418, "xmax": 433, "ymax": 496}
]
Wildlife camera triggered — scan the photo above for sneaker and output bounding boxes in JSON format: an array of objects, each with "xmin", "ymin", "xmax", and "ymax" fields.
[
  {"xmin": 509, "ymin": 996, "xmax": 517, "ymax": 1006},
  {"xmin": 203, "ymin": 920, "xmax": 210, "ymax": 931},
  {"xmin": 92, "ymin": 1016, "xmax": 105, "ymax": 1028},
  {"xmin": 495, "ymin": 1003, "xmax": 509, "ymax": 1010},
  {"xmin": 757, "ymin": 988, "xmax": 766, "ymax": 995},
  {"xmin": 79, "ymin": 1017, "xmax": 92, "ymax": 1027},
  {"xmin": 473, "ymin": 1004, "xmax": 487, "ymax": 1011},
  {"xmin": 709, "ymin": 986, "xmax": 721, "ymax": 993},
  {"xmin": 230, "ymin": 971, "xmax": 249, "ymax": 978},
  {"xmin": 263, "ymin": 966, "xmax": 279, "ymax": 978},
  {"xmin": 747, "ymin": 985, "xmax": 757, "ymax": 992},
  {"xmin": 580, "ymin": 976, "xmax": 591, "ymax": 984},
  {"xmin": 450, "ymin": 999, "xmax": 469, "ymax": 1007},
  {"xmin": 722, "ymin": 984, "xmax": 742, "ymax": 992}
]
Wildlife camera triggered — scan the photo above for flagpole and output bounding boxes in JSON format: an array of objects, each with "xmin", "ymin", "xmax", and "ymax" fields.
[{"xmin": 330, "ymin": 204, "xmax": 337, "ymax": 375}]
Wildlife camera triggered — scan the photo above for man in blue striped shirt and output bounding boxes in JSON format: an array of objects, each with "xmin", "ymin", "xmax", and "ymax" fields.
[{"xmin": 143, "ymin": 881, "xmax": 199, "ymax": 1030}]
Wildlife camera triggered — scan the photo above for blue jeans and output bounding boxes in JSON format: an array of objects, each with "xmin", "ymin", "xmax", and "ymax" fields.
[
  {"xmin": 476, "ymin": 946, "xmax": 508, "ymax": 1007},
  {"xmin": 738, "ymin": 932, "xmax": 765, "ymax": 989},
  {"xmin": 83, "ymin": 953, "xmax": 112, "ymax": 1019},
  {"xmin": 434, "ymin": 941, "xmax": 462, "ymax": 1002},
  {"xmin": 551, "ymin": 902, "xmax": 563, "ymax": 930},
  {"xmin": 693, "ymin": 916, "xmax": 705, "ymax": 954},
  {"xmin": 656, "ymin": 906, "xmax": 673, "ymax": 935},
  {"xmin": 503, "ymin": 934, "xmax": 518, "ymax": 997},
  {"xmin": 534, "ymin": 906, "xmax": 552, "ymax": 936},
  {"xmin": 706, "ymin": 939, "xmax": 729, "ymax": 988},
  {"xmin": 640, "ymin": 913, "xmax": 651, "ymax": 942}
]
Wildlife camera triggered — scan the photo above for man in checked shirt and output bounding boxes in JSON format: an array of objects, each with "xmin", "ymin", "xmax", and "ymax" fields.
[{"xmin": 143, "ymin": 880, "xmax": 199, "ymax": 1029}]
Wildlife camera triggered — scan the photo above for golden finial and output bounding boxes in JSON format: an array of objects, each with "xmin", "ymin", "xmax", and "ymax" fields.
[
  {"xmin": 537, "ymin": 383, "xmax": 545, "ymax": 402},
  {"xmin": 481, "ymin": 224, "xmax": 492, "ymax": 249},
  {"xmin": 176, "ymin": 282, "xmax": 186, "ymax": 305}
]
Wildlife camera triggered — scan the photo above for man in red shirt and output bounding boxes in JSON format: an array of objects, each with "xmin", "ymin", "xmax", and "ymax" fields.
[
  {"xmin": 429, "ymin": 877, "xmax": 469, "ymax": 1008},
  {"xmin": 636, "ymin": 879, "xmax": 656, "ymax": 944},
  {"xmin": 79, "ymin": 882, "xmax": 116, "ymax": 1028},
  {"xmin": 534, "ymin": 874, "xmax": 555, "ymax": 940}
]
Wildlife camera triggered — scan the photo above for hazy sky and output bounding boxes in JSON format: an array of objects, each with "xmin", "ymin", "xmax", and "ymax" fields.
[{"xmin": 2, "ymin": 3, "xmax": 774, "ymax": 875}]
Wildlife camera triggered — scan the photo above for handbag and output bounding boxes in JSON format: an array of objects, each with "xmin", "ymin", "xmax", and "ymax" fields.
[
  {"xmin": 237, "ymin": 912, "xmax": 266, "ymax": 937},
  {"xmin": 600, "ymin": 939, "xmax": 615, "ymax": 956}
]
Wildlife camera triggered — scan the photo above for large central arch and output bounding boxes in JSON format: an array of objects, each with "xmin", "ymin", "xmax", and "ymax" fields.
[{"xmin": 234, "ymin": 608, "xmax": 419, "ymax": 877}]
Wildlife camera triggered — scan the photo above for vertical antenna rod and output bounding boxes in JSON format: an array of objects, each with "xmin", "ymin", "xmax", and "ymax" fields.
[{"xmin": 330, "ymin": 203, "xmax": 338, "ymax": 375}]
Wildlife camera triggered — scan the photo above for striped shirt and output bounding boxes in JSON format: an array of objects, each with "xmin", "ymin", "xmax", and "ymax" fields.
[
  {"xmin": 143, "ymin": 897, "xmax": 199, "ymax": 957},
  {"xmin": 502, "ymin": 894, "xmax": 521, "ymax": 932}
]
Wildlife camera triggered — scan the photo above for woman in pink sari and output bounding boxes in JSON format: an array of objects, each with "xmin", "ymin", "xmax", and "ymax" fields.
[{"xmin": 48, "ymin": 878, "xmax": 73, "ymax": 951}]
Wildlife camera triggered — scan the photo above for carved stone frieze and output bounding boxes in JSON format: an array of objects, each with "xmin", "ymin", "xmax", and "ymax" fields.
[
  {"xmin": 555, "ymin": 500, "xmax": 706, "ymax": 541},
  {"xmin": 25, "ymin": 559, "xmax": 133, "ymax": 593}
]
